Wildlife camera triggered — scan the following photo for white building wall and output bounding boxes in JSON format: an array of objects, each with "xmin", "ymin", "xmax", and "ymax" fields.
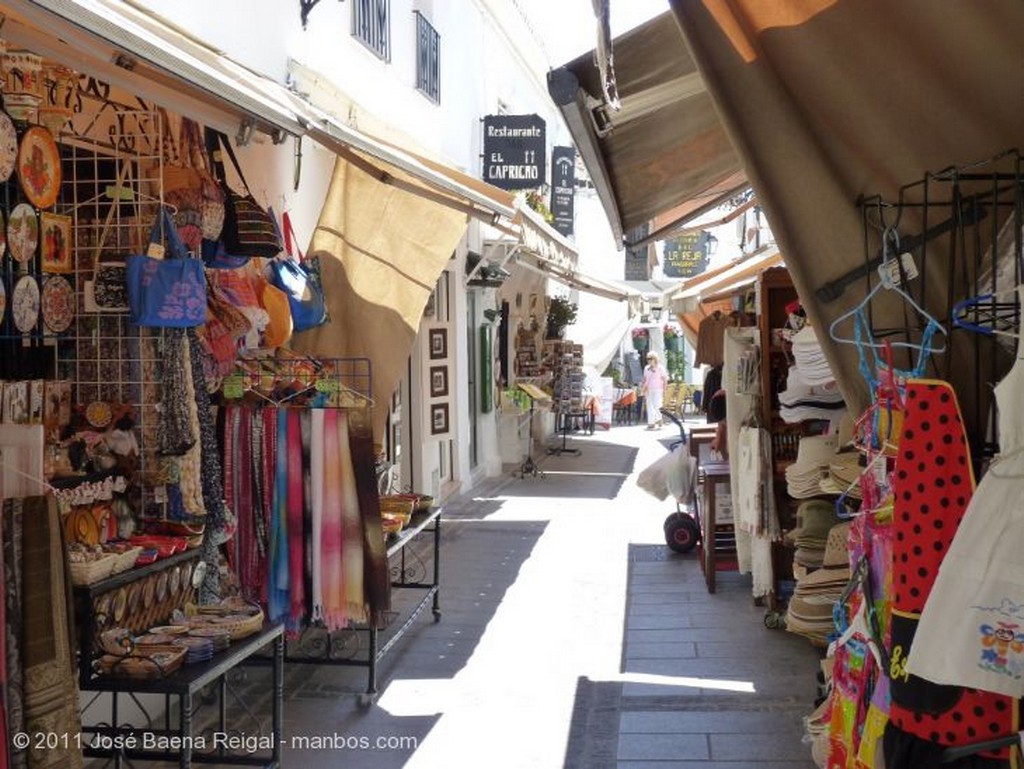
[{"xmin": 131, "ymin": 0, "xmax": 601, "ymax": 496}]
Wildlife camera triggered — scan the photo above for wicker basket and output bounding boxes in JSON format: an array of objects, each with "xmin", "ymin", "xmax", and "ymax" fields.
[
  {"xmin": 69, "ymin": 554, "xmax": 119, "ymax": 586},
  {"xmin": 109, "ymin": 546, "xmax": 144, "ymax": 576},
  {"xmin": 95, "ymin": 645, "xmax": 187, "ymax": 680},
  {"xmin": 380, "ymin": 495, "xmax": 417, "ymax": 515}
]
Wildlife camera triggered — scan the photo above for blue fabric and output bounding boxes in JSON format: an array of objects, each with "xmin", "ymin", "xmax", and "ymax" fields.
[
  {"xmin": 268, "ymin": 409, "xmax": 290, "ymax": 624},
  {"xmin": 126, "ymin": 207, "xmax": 207, "ymax": 327}
]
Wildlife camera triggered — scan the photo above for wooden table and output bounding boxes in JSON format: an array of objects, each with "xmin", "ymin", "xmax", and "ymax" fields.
[{"xmin": 699, "ymin": 460, "xmax": 731, "ymax": 594}]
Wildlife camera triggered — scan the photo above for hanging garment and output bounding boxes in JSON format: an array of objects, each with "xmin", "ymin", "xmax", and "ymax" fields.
[
  {"xmin": 4, "ymin": 501, "xmax": 26, "ymax": 769},
  {"xmin": 337, "ymin": 411, "xmax": 366, "ymax": 626},
  {"xmin": 268, "ymin": 409, "xmax": 290, "ymax": 624},
  {"xmin": 286, "ymin": 409, "xmax": 305, "ymax": 632},
  {"xmin": 157, "ymin": 328, "xmax": 195, "ymax": 456},
  {"xmin": 259, "ymin": 407, "xmax": 277, "ymax": 609},
  {"xmin": 17, "ymin": 496, "xmax": 84, "ymax": 769},
  {"xmin": 310, "ymin": 409, "xmax": 326, "ymax": 622},
  {"xmin": 694, "ymin": 311, "xmax": 738, "ymax": 368},
  {"xmin": 347, "ymin": 410, "xmax": 390, "ymax": 626},
  {"xmin": 886, "ymin": 380, "xmax": 1016, "ymax": 767},
  {"xmin": 320, "ymin": 408, "xmax": 344, "ymax": 629},
  {"xmin": 908, "ymin": 330, "xmax": 1024, "ymax": 707}
]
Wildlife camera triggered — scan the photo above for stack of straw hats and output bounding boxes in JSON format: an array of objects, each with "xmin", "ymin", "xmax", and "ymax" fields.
[
  {"xmin": 786, "ymin": 521, "xmax": 853, "ymax": 645},
  {"xmin": 786, "ymin": 499, "xmax": 843, "ymax": 570},
  {"xmin": 785, "ymin": 434, "xmax": 839, "ymax": 498}
]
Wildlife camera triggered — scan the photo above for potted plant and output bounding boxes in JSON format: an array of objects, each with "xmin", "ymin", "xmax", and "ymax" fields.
[
  {"xmin": 664, "ymin": 324, "xmax": 684, "ymax": 352},
  {"xmin": 631, "ymin": 326, "xmax": 650, "ymax": 351},
  {"xmin": 545, "ymin": 295, "xmax": 578, "ymax": 339}
]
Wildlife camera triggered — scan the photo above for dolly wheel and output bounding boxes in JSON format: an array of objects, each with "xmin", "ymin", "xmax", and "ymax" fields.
[{"xmin": 664, "ymin": 512, "xmax": 699, "ymax": 554}]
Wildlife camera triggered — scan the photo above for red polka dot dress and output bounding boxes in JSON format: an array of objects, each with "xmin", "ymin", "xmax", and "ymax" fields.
[{"xmin": 886, "ymin": 380, "xmax": 1017, "ymax": 766}]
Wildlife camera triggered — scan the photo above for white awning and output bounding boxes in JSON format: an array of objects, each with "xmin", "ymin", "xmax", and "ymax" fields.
[{"xmin": 3, "ymin": 0, "xmax": 517, "ymax": 226}]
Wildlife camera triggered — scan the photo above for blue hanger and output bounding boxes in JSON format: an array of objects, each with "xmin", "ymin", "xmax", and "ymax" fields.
[{"xmin": 951, "ymin": 285, "xmax": 1021, "ymax": 339}]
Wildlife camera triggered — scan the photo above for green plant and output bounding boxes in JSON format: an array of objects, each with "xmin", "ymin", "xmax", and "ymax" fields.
[
  {"xmin": 545, "ymin": 295, "xmax": 578, "ymax": 338},
  {"xmin": 664, "ymin": 324, "xmax": 681, "ymax": 340},
  {"xmin": 524, "ymin": 189, "xmax": 554, "ymax": 223}
]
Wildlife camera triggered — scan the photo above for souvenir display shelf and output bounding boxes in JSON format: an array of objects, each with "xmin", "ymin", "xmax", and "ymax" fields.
[
  {"xmin": 273, "ymin": 505, "xmax": 441, "ymax": 706},
  {"xmin": 79, "ymin": 623, "xmax": 285, "ymax": 769}
]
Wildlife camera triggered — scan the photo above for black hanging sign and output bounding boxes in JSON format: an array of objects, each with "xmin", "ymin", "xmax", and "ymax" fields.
[
  {"xmin": 483, "ymin": 114, "xmax": 546, "ymax": 190},
  {"xmin": 549, "ymin": 146, "xmax": 576, "ymax": 236},
  {"xmin": 662, "ymin": 231, "xmax": 711, "ymax": 278}
]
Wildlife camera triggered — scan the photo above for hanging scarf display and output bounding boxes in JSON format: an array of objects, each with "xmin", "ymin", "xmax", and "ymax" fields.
[
  {"xmin": 300, "ymin": 411, "xmax": 314, "ymax": 625},
  {"xmin": 310, "ymin": 409, "xmax": 325, "ymax": 622},
  {"xmin": 3, "ymin": 501, "xmax": 25, "ymax": 769},
  {"xmin": 268, "ymin": 408, "xmax": 290, "ymax": 624},
  {"xmin": 286, "ymin": 409, "xmax": 305, "ymax": 632},
  {"xmin": 337, "ymin": 411, "xmax": 366, "ymax": 626},
  {"xmin": 260, "ymin": 406, "xmax": 278, "ymax": 609},
  {"xmin": 347, "ymin": 410, "xmax": 390, "ymax": 627},
  {"xmin": 157, "ymin": 328, "xmax": 195, "ymax": 456},
  {"xmin": 320, "ymin": 408, "xmax": 345, "ymax": 630}
]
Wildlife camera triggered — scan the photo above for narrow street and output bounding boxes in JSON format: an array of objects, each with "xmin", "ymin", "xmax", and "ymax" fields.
[{"xmin": 275, "ymin": 422, "xmax": 822, "ymax": 768}]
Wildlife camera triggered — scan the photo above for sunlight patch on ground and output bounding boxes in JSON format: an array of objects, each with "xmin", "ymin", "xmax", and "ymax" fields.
[{"xmin": 614, "ymin": 671, "xmax": 756, "ymax": 693}]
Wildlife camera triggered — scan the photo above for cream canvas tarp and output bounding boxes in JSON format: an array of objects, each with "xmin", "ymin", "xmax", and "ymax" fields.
[
  {"xmin": 290, "ymin": 153, "xmax": 472, "ymax": 439},
  {"xmin": 671, "ymin": 0, "xmax": 1024, "ymax": 436}
]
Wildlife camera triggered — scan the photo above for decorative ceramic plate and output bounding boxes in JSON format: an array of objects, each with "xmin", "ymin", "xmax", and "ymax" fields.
[
  {"xmin": 16, "ymin": 125, "xmax": 61, "ymax": 208},
  {"xmin": 7, "ymin": 203, "xmax": 37, "ymax": 263},
  {"xmin": 11, "ymin": 274, "xmax": 38, "ymax": 333},
  {"xmin": 142, "ymin": 577, "xmax": 156, "ymax": 607},
  {"xmin": 155, "ymin": 570, "xmax": 169, "ymax": 602},
  {"xmin": 0, "ymin": 209, "xmax": 6, "ymax": 258},
  {"xmin": 41, "ymin": 275, "xmax": 74, "ymax": 333},
  {"xmin": 169, "ymin": 565, "xmax": 181, "ymax": 596},
  {"xmin": 85, "ymin": 400, "xmax": 112, "ymax": 429},
  {"xmin": 113, "ymin": 588, "xmax": 127, "ymax": 623},
  {"xmin": 181, "ymin": 562, "xmax": 193, "ymax": 591},
  {"xmin": 126, "ymin": 581, "xmax": 141, "ymax": 616},
  {"xmin": 0, "ymin": 112, "xmax": 16, "ymax": 183},
  {"xmin": 0, "ymin": 278, "xmax": 6, "ymax": 324}
]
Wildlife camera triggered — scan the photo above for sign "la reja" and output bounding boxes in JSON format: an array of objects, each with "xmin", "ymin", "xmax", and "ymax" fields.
[{"xmin": 483, "ymin": 114, "xmax": 546, "ymax": 190}]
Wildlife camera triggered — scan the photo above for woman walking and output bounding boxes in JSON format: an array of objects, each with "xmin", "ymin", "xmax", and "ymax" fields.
[{"xmin": 641, "ymin": 352, "xmax": 668, "ymax": 429}]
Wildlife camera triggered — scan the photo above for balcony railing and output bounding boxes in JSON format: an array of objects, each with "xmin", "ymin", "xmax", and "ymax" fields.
[
  {"xmin": 415, "ymin": 11, "xmax": 440, "ymax": 103},
  {"xmin": 353, "ymin": 0, "xmax": 391, "ymax": 61}
]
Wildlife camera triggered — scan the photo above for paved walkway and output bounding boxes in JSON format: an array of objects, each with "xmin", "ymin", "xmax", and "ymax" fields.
[
  {"xmin": 88, "ymin": 421, "xmax": 823, "ymax": 768},
  {"xmin": 276, "ymin": 420, "xmax": 822, "ymax": 768}
]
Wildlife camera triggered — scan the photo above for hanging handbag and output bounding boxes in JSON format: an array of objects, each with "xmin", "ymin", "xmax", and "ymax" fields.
[
  {"xmin": 84, "ymin": 161, "xmax": 131, "ymax": 313},
  {"xmin": 126, "ymin": 207, "xmax": 208, "ymax": 328},
  {"xmin": 181, "ymin": 118, "xmax": 225, "ymax": 241},
  {"xmin": 266, "ymin": 211, "xmax": 328, "ymax": 332},
  {"xmin": 157, "ymin": 109, "xmax": 204, "ymax": 254},
  {"xmin": 209, "ymin": 129, "xmax": 283, "ymax": 259}
]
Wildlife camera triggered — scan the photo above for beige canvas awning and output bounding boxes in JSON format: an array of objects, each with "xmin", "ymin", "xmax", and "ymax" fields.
[{"xmin": 548, "ymin": 12, "xmax": 746, "ymax": 246}]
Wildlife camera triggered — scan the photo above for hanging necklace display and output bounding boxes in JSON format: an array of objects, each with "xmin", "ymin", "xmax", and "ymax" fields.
[
  {"xmin": 11, "ymin": 273, "xmax": 39, "ymax": 332},
  {"xmin": 41, "ymin": 274, "xmax": 74, "ymax": 333},
  {"xmin": 16, "ymin": 125, "xmax": 61, "ymax": 209},
  {"xmin": 0, "ymin": 111, "xmax": 17, "ymax": 183},
  {"xmin": 7, "ymin": 203, "xmax": 37, "ymax": 263}
]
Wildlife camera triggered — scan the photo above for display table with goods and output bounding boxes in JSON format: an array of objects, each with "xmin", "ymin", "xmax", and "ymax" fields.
[
  {"xmin": 279, "ymin": 502, "xmax": 441, "ymax": 706},
  {"xmin": 79, "ymin": 621, "xmax": 284, "ymax": 769}
]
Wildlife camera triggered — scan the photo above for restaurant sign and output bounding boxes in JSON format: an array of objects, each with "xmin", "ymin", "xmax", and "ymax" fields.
[
  {"xmin": 662, "ymin": 231, "xmax": 711, "ymax": 279},
  {"xmin": 483, "ymin": 114, "xmax": 546, "ymax": 190},
  {"xmin": 549, "ymin": 146, "xmax": 576, "ymax": 236}
]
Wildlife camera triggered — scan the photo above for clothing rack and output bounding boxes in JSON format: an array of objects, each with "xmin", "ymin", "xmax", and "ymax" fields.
[{"xmin": 219, "ymin": 354, "xmax": 441, "ymax": 704}]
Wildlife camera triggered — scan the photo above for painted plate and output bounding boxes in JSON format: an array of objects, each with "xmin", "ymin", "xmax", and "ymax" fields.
[
  {"xmin": 142, "ymin": 576, "xmax": 156, "ymax": 607},
  {"xmin": 169, "ymin": 565, "xmax": 182, "ymax": 596},
  {"xmin": 0, "ymin": 279, "xmax": 6, "ymax": 324},
  {"xmin": 112, "ymin": 588, "xmax": 127, "ymax": 623},
  {"xmin": 11, "ymin": 275, "xmax": 39, "ymax": 333},
  {"xmin": 155, "ymin": 570, "xmax": 169, "ymax": 603},
  {"xmin": 7, "ymin": 203, "xmax": 37, "ymax": 263},
  {"xmin": 16, "ymin": 125, "xmax": 61, "ymax": 208},
  {"xmin": 0, "ymin": 112, "xmax": 16, "ymax": 183},
  {"xmin": 41, "ymin": 275, "xmax": 74, "ymax": 333},
  {"xmin": 85, "ymin": 400, "xmax": 112, "ymax": 429}
]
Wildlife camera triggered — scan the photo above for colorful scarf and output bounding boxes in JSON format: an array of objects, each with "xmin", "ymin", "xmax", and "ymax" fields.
[
  {"xmin": 310, "ymin": 409, "xmax": 325, "ymax": 622},
  {"xmin": 320, "ymin": 409, "xmax": 344, "ymax": 630},
  {"xmin": 338, "ymin": 412, "xmax": 366, "ymax": 625},
  {"xmin": 287, "ymin": 409, "xmax": 305, "ymax": 633},
  {"xmin": 260, "ymin": 407, "xmax": 278, "ymax": 609},
  {"xmin": 268, "ymin": 409, "xmax": 290, "ymax": 624}
]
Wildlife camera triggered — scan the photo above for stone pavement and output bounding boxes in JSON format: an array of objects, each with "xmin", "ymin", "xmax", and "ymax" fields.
[
  {"xmin": 274, "ymin": 419, "xmax": 822, "ymax": 768},
  {"xmin": 86, "ymin": 420, "xmax": 823, "ymax": 768}
]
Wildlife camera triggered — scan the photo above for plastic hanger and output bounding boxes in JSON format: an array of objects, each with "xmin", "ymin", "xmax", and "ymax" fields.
[
  {"xmin": 952, "ymin": 284, "xmax": 1021, "ymax": 339},
  {"xmin": 828, "ymin": 226, "xmax": 948, "ymax": 356}
]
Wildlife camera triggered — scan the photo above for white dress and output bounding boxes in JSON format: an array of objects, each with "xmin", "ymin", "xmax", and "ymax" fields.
[{"xmin": 908, "ymin": 288, "xmax": 1024, "ymax": 696}]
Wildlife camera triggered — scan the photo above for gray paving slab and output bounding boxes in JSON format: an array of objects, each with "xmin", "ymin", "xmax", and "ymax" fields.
[{"xmin": 618, "ymin": 732, "xmax": 711, "ymax": 761}]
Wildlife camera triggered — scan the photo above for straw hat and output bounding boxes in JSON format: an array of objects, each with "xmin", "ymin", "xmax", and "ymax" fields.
[{"xmin": 785, "ymin": 499, "xmax": 840, "ymax": 544}]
